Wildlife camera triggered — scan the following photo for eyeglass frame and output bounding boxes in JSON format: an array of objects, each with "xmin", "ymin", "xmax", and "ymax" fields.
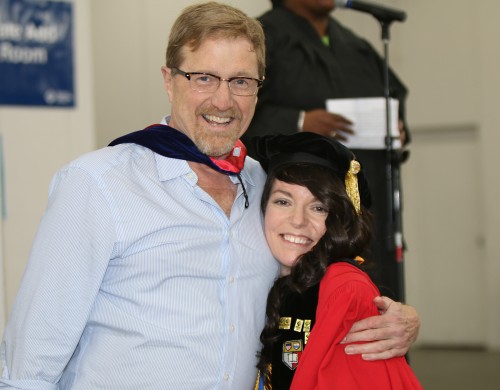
[{"xmin": 171, "ymin": 67, "xmax": 264, "ymax": 96}]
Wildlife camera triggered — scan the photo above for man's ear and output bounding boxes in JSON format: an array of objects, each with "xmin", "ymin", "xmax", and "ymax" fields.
[{"xmin": 161, "ymin": 66, "xmax": 174, "ymax": 102}]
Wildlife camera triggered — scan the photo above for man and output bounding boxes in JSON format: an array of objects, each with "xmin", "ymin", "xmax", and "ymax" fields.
[{"xmin": 0, "ymin": 2, "xmax": 418, "ymax": 389}]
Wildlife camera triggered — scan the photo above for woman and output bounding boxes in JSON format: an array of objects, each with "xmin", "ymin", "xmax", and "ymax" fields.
[{"xmin": 252, "ymin": 132, "xmax": 421, "ymax": 389}]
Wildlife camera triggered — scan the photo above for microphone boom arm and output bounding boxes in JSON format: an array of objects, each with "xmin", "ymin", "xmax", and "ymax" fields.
[{"xmin": 337, "ymin": 0, "xmax": 406, "ymax": 23}]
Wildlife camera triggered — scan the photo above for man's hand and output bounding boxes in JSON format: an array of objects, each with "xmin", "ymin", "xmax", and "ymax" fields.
[{"xmin": 341, "ymin": 296, "xmax": 420, "ymax": 361}]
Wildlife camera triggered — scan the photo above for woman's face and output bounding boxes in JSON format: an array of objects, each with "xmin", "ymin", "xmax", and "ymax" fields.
[{"xmin": 264, "ymin": 179, "xmax": 328, "ymax": 275}]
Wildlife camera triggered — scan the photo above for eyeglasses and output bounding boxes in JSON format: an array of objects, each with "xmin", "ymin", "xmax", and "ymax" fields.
[{"xmin": 172, "ymin": 67, "xmax": 264, "ymax": 96}]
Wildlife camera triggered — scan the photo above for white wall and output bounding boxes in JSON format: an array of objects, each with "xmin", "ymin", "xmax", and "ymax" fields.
[
  {"xmin": 1, "ymin": 0, "xmax": 499, "ymax": 349},
  {"xmin": 477, "ymin": 1, "xmax": 500, "ymax": 350},
  {"xmin": 335, "ymin": 0, "xmax": 500, "ymax": 349},
  {"xmin": 0, "ymin": 0, "xmax": 96, "ymax": 327}
]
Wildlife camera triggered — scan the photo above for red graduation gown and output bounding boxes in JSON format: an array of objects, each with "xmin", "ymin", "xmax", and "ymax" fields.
[{"xmin": 289, "ymin": 262, "xmax": 422, "ymax": 389}]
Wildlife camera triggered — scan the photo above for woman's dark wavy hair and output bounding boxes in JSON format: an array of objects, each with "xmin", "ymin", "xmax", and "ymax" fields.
[{"xmin": 257, "ymin": 163, "xmax": 373, "ymax": 373}]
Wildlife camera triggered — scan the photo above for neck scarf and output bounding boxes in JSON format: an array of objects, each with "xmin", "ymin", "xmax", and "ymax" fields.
[
  {"xmin": 108, "ymin": 124, "xmax": 249, "ymax": 207},
  {"xmin": 109, "ymin": 124, "xmax": 247, "ymax": 175}
]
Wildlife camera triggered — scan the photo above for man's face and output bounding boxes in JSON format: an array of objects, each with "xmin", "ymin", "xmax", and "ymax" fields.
[{"xmin": 162, "ymin": 36, "xmax": 259, "ymax": 158}]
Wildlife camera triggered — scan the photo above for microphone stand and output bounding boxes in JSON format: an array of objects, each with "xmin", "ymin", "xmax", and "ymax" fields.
[
  {"xmin": 375, "ymin": 14, "xmax": 407, "ymax": 304},
  {"xmin": 358, "ymin": 4, "xmax": 410, "ymax": 363}
]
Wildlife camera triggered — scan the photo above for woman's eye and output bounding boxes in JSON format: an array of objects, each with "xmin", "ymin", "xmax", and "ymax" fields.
[
  {"xmin": 273, "ymin": 199, "xmax": 289, "ymax": 206},
  {"xmin": 314, "ymin": 205, "xmax": 328, "ymax": 214}
]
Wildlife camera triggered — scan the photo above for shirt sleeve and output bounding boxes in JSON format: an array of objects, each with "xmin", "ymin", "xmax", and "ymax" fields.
[{"xmin": 0, "ymin": 167, "xmax": 116, "ymax": 389}]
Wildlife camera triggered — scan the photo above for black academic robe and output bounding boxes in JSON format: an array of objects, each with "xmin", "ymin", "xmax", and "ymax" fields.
[{"xmin": 270, "ymin": 284, "xmax": 320, "ymax": 390}]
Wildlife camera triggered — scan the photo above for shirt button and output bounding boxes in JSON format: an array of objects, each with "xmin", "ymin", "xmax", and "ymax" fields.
[
  {"xmin": 229, "ymin": 276, "xmax": 234, "ymax": 284},
  {"xmin": 229, "ymin": 324, "xmax": 235, "ymax": 332},
  {"xmin": 223, "ymin": 373, "xmax": 230, "ymax": 381}
]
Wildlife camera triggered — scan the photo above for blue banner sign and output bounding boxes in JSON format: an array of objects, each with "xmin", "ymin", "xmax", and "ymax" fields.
[{"xmin": 0, "ymin": 0, "xmax": 74, "ymax": 107}]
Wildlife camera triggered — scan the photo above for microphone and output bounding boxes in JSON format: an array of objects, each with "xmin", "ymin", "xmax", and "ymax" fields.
[{"xmin": 336, "ymin": 0, "xmax": 406, "ymax": 23}]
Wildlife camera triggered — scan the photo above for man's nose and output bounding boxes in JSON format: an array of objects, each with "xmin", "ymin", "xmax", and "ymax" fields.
[{"xmin": 210, "ymin": 80, "xmax": 234, "ymax": 109}]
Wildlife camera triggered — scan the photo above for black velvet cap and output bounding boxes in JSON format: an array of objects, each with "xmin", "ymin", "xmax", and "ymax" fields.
[{"xmin": 249, "ymin": 132, "xmax": 371, "ymax": 209}]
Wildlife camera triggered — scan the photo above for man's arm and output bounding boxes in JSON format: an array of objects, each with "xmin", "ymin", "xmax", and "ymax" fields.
[
  {"xmin": 341, "ymin": 296, "xmax": 420, "ymax": 360},
  {"xmin": 0, "ymin": 168, "xmax": 116, "ymax": 388}
]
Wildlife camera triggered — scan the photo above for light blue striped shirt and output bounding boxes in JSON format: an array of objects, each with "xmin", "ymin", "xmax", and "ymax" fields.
[{"xmin": 0, "ymin": 138, "xmax": 279, "ymax": 389}]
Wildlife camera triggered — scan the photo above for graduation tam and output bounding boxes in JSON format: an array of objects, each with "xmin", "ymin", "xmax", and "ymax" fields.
[{"xmin": 248, "ymin": 132, "xmax": 371, "ymax": 213}]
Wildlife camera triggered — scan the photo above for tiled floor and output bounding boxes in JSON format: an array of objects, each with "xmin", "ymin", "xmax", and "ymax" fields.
[{"xmin": 409, "ymin": 346, "xmax": 500, "ymax": 389}]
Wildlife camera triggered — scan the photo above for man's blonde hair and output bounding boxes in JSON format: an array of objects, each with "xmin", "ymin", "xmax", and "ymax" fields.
[{"xmin": 166, "ymin": 2, "xmax": 266, "ymax": 77}]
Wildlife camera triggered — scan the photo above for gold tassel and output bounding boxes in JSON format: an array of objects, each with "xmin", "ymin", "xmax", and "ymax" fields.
[
  {"xmin": 354, "ymin": 256, "xmax": 365, "ymax": 265},
  {"xmin": 345, "ymin": 160, "xmax": 361, "ymax": 214},
  {"xmin": 254, "ymin": 370, "xmax": 260, "ymax": 390},
  {"xmin": 254, "ymin": 365, "xmax": 273, "ymax": 390}
]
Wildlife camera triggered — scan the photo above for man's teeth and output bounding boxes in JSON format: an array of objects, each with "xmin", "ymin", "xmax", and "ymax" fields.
[
  {"xmin": 204, "ymin": 114, "xmax": 231, "ymax": 124},
  {"xmin": 283, "ymin": 234, "xmax": 309, "ymax": 244}
]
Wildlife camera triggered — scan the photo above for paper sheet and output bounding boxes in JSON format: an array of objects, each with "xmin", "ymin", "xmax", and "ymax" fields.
[{"xmin": 326, "ymin": 97, "xmax": 401, "ymax": 150}]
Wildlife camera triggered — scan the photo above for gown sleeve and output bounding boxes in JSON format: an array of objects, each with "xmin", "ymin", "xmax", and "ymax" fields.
[{"xmin": 290, "ymin": 266, "xmax": 422, "ymax": 389}]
